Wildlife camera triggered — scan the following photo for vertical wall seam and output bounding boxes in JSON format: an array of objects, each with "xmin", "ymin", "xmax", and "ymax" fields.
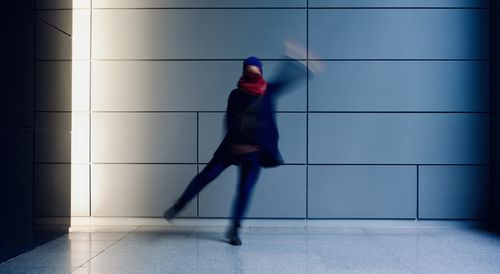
[
  {"xmin": 89, "ymin": 0, "xmax": 93, "ymax": 217},
  {"xmin": 196, "ymin": 112, "xmax": 200, "ymax": 217},
  {"xmin": 416, "ymin": 165, "xmax": 420, "ymax": 219},
  {"xmin": 305, "ymin": 0, "xmax": 309, "ymax": 220},
  {"xmin": 488, "ymin": 1, "xmax": 495, "ymax": 226},
  {"xmin": 33, "ymin": 2, "xmax": 37, "ymax": 235}
]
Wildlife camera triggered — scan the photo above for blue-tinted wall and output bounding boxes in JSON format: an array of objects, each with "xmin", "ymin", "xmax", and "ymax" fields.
[{"xmin": 87, "ymin": 0, "xmax": 490, "ymax": 220}]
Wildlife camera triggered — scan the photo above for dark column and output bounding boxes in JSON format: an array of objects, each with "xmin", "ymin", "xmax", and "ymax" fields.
[
  {"xmin": 491, "ymin": 0, "xmax": 500, "ymax": 231},
  {"xmin": 0, "ymin": 0, "xmax": 72, "ymax": 263}
]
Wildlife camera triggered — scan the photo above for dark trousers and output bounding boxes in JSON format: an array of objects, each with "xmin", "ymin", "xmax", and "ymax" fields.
[{"xmin": 174, "ymin": 152, "xmax": 261, "ymax": 228}]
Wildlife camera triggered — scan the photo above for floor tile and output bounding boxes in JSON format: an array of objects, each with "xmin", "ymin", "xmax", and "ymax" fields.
[{"xmin": 1, "ymin": 225, "xmax": 499, "ymax": 274}]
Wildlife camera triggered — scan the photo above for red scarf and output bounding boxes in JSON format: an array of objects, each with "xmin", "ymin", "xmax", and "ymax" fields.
[{"xmin": 237, "ymin": 72, "xmax": 267, "ymax": 96}]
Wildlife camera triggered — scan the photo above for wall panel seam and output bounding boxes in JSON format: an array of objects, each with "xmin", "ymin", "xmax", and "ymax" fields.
[
  {"xmin": 89, "ymin": 8, "xmax": 487, "ymax": 10},
  {"xmin": 88, "ymin": 59, "xmax": 490, "ymax": 61},
  {"xmin": 36, "ymin": 17, "xmax": 71, "ymax": 37},
  {"xmin": 309, "ymin": 7, "xmax": 488, "ymax": 10},
  {"xmin": 92, "ymin": 7, "xmax": 307, "ymax": 10},
  {"xmin": 89, "ymin": 111, "xmax": 491, "ymax": 114}
]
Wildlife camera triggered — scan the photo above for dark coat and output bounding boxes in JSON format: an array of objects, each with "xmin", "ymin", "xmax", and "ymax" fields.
[{"xmin": 214, "ymin": 60, "xmax": 308, "ymax": 167}]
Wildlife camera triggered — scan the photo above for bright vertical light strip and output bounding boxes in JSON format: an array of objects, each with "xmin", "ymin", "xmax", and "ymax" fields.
[{"xmin": 71, "ymin": 2, "xmax": 91, "ymax": 219}]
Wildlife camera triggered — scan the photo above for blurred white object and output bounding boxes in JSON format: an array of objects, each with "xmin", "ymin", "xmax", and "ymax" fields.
[{"xmin": 284, "ymin": 39, "xmax": 325, "ymax": 74}]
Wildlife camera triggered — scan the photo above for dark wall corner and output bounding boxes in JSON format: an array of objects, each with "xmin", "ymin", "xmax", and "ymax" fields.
[
  {"xmin": 0, "ymin": 0, "xmax": 72, "ymax": 263},
  {"xmin": 490, "ymin": 0, "xmax": 500, "ymax": 231}
]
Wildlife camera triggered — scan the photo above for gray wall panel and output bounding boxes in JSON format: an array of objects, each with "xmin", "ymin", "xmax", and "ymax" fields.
[
  {"xmin": 91, "ymin": 113, "xmax": 197, "ymax": 163},
  {"xmin": 94, "ymin": 0, "xmax": 305, "ymax": 8},
  {"xmin": 70, "ymin": 164, "xmax": 90, "ymax": 216},
  {"xmin": 198, "ymin": 113, "xmax": 225, "ymax": 163},
  {"xmin": 83, "ymin": 1, "xmax": 490, "ymax": 221},
  {"xmin": 309, "ymin": 61, "xmax": 489, "ymax": 112},
  {"xmin": 309, "ymin": 113, "xmax": 489, "ymax": 164},
  {"xmin": 309, "ymin": 0, "xmax": 489, "ymax": 8},
  {"xmin": 35, "ymin": 112, "xmax": 71, "ymax": 163},
  {"xmin": 34, "ymin": 164, "xmax": 71, "ymax": 217},
  {"xmin": 36, "ymin": 61, "xmax": 71, "ymax": 111},
  {"xmin": 36, "ymin": 0, "xmax": 90, "ymax": 9},
  {"xmin": 36, "ymin": 112, "xmax": 71, "ymax": 130},
  {"xmin": 199, "ymin": 165, "xmax": 306, "ymax": 218},
  {"xmin": 308, "ymin": 166, "xmax": 416, "ymax": 218},
  {"xmin": 419, "ymin": 166, "xmax": 489, "ymax": 219},
  {"xmin": 199, "ymin": 113, "xmax": 306, "ymax": 164},
  {"xmin": 309, "ymin": 9, "xmax": 488, "ymax": 59},
  {"xmin": 35, "ymin": 130, "xmax": 71, "ymax": 163},
  {"xmin": 92, "ymin": 61, "xmax": 306, "ymax": 111},
  {"xmin": 276, "ymin": 113, "xmax": 306, "ymax": 164},
  {"xmin": 92, "ymin": 9, "xmax": 306, "ymax": 59},
  {"xmin": 91, "ymin": 164, "xmax": 197, "ymax": 217}
]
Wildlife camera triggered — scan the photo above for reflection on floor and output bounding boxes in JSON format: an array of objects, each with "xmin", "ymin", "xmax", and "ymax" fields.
[{"xmin": 1, "ymin": 224, "xmax": 500, "ymax": 273}]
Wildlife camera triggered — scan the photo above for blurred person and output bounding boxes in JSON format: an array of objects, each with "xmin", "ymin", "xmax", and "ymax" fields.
[{"xmin": 164, "ymin": 42, "xmax": 322, "ymax": 246}]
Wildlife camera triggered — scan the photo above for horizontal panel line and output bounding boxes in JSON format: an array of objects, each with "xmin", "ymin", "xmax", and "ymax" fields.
[
  {"xmin": 92, "ymin": 7, "xmax": 306, "ymax": 10},
  {"xmin": 36, "ymin": 17, "xmax": 71, "ymax": 37},
  {"xmin": 196, "ymin": 217, "xmax": 307, "ymax": 220},
  {"xmin": 88, "ymin": 217, "xmax": 483, "ymax": 221},
  {"xmin": 89, "ymin": 111, "xmax": 490, "ymax": 114},
  {"xmin": 91, "ymin": 163, "xmax": 306, "ymax": 165},
  {"xmin": 36, "ymin": 163, "xmax": 88, "ymax": 165},
  {"xmin": 305, "ymin": 218, "xmax": 417, "ymax": 220},
  {"xmin": 89, "ymin": 59, "xmax": 489, "ymax": 62},
  {"xmin": 308, "ymin": 111, "xmax": 490, "ymax": 114},
  {"xmin": 92, "ymin": 163, "xmax": 199, "ymax": 165},
  {"xmin": 35, "ymin": 8, "xmax": 73, "ymax": 11},
  {"xmin": 91, "ymin": 111, "xmax": 305, "ymax": 113},
  {"xmin": 36, "ymin": 59, "xmax": 72, "ymax": 61},
  {"xmin": 308, "ymin": 164, "xmax": 489, "ymax": 166},
  {"xmin": 88, "ymin": 163, "xmax": 488, "ymax": 166},
  {"xmin": 0, "ymin": 126, "xmax": 35, "ymax": 132},
  {"xmin": 311, "ymin": 59, "xmax": 489, "ymax": 61},
  {"xmin": 308, "ymin": 7, "xmax": 488, "ymax": 10},
  {"xmin": 91, "ymin": 58, "xmax": 305, "ymax": 61},
  {"xmin": 36, "ymin": 111, "xmax": 72, "ymax": 113},
  {"xmin": 417, "ymin": 218, "xmax": 485, "ymax": 221},
  {"xmin": 89, "ymin": 7, "xmax": 488, "ymax": 10},
  {"xmin": 35, "ymin": 110, "xmax": 73, "ymax": 113},
  {"xmin": 35, "ymin": 128, "xmax": 71, "ymax": 132},
  {"xmin": 199, "ymin": 163, "xmax": 306, "ymax": 165},
  {"xmin": 36, "ymin": 162, "xmax": 71, "ymax": 164}
]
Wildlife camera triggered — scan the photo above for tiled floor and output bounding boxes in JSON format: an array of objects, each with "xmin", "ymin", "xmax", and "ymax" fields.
[{"xmin": 1, "ymin": 224, "xmax": 500, "ymax": 273}]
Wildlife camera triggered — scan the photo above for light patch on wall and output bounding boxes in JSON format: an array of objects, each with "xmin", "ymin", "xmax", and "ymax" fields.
[{"xmin": 71, "ymin": 6, "xmax": 91, "ymax": 217}]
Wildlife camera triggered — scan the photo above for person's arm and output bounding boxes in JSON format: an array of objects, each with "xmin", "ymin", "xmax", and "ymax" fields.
[
  {"xmin": 267, "ymin": 58, "xmax": 309, "ymax": 96},
  {"xmin": 268, "ymin": 40, "xmax": 324, "ymax": 96}
]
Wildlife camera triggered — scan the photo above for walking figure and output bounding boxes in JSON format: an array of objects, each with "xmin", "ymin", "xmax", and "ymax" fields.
[{"xmin": 164, "ymin": 43, "xmax": 321, "ymax": 245}]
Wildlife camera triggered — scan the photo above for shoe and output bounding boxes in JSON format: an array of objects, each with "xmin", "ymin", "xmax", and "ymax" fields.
[
  {"xmin": 163, "ymin": 205, "xmax": 180, "ymax": 222},
  {"xmin": 228, "ymin": 233, "xmax": 242, "ymax": 246},
  {"xmin": 226, "ymin": 226, "xmax": 242, "ymax": 246}
]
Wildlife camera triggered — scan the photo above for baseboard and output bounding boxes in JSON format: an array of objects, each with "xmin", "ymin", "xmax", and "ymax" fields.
[{"xmin": 70, "ymin": 217, "xmax": 488, "ymax": 229}]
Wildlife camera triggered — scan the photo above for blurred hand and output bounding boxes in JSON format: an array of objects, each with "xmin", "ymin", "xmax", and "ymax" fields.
[{"xmin": 284, "ymin": 40, "xmax": 325, "ymax": 74}]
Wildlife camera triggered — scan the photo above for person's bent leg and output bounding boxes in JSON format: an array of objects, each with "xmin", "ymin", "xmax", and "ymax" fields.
[
  {"xmin": 227, "ymin": 152, "xmax": 261, "ymax": 245},
  {"xmin": 164, "ymin": 156, "xmax": 230, "ymax": 220}
]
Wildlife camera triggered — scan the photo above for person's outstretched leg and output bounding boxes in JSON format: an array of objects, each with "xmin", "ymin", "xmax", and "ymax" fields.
[
  {"xmin": 164, "ymin": 156, "xmax": 230, "ymax": 221},
  {"xmin": 227, "ymin": 152, "xmax": 261, "ymax": 245}
]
